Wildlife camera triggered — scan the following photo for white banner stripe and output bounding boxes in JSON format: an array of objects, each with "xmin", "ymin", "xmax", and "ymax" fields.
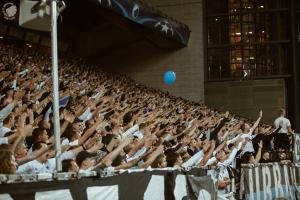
[
  {"xmin": 35, "ymin": 189, "xmax": 73, "ymax": 200},
  {"xmin": 144, "ymin": 175, "xmax": 165, "ymax": 200},
  {"xmin": 87, "ymin": 186, "xmax": 119, "ymax": 200},
  {"xmin": 174, "ymin": 175, "xmax": 187, "ymax": 200}
]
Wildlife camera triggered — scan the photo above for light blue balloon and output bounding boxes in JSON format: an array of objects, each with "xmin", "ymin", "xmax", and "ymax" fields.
[{"xmin": 164, "ymin": 70, "xmax": 176, "ymax": 85}]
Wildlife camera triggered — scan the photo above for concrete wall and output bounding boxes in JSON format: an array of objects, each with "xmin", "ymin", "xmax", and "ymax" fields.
[
  {"xmin": 96, "ymin": 0, "xmax": 204, "ymax": 103},
  {"xmin": 205, "ymin": 79, "xmax": 287, "ymax": 124}
]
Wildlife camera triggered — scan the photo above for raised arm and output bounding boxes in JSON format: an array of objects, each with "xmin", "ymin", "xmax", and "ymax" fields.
[
  {"xmin": 97, "ymin": 137, "xmax": 133, "ymax": 167},
  {"xmin": 114, "ymin": 158, "xmax": 140, "ymax": 170},
  {"xmin": 222, "ymin": 140, "xmax": 244, "ymax": 166},
  {"xmin": 213, "ymin": 141, "xmax": 227, "ymax": 156},
  {"xmin": 199, "ymin": 140, "xmax": 216, "ymax": 166},
  {"xmin": 255, "ymin": 140, "xmax": 263, "ymax": 164},
  {"xmin": 250, "ymin": 110, "xmax": 263, "ymax": 134},
  {"xmin": 78, "ymin": 117, "xmax": 103, "ymax": 145},
  {"xmin": 139, "ymin": 145, "xmax": 164, "ymax": 168},
  {"xmin": 210, "ymin": 111, "xmax": 230, "ymax": 141},
  {"xmin": 17, "ymin": 143, "xmax": 53, "ymax": 165},
  {"xmin": 127, "ymin": 138, "xmax": 145, "ymax": 157}
]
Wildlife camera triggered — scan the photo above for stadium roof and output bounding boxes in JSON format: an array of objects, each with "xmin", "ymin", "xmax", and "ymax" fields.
[
  {"xmin": 58, "ymin": 0, "xmax": 190, "ymax": 52},
  {"xmin": 87, "ymin": 0, "xmax": 191, "ymax": 47},
  {"xmin": 0, "ymin": 0, "xmax": 191, "ymax": 56}
]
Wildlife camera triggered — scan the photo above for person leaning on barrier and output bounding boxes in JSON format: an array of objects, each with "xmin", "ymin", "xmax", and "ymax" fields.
[{"xmin": 62, "ymin": 159, "xmax": 79, "ymax": 173}]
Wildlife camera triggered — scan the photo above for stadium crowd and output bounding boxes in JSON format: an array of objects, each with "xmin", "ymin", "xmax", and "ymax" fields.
[{"xmin": 0, "ymin": 42, "xmax": 294, "ymax": 195}]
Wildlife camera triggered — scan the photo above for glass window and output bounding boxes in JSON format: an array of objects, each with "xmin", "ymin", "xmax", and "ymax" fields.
[
  {"xmin": 206, "ymin": 0, "xmax": 289, "ymax": 16},
  {"xmin": 207, "ymin": 0, "xmax": 228, "ymax": 15},
  {"xmin": 242, "ymin": 47, "xmax": 256, "ymax": 74},
  {"xmin": 242, "ymin": 0, "xmax": 255, "ymax": 10},
  {"xmin": 229, "ymin": 0, "xmax": 241, "ymax": 12},
  {"xmin": 242, "ymin": 14, "xmax": 255, "ymax": 43},
  {"xmin": 256, "ymin": 44, "xmax": 289, "ymax": 76},
  {"xmin": 208, "ymin": 17, "xmax": 229, "ymax": 45},
  {"xmin": 229, "ymin": 45, "xmax": 244, "ymax": 77},
  {"xmin": 256, "ymin": 0, "xmax": 289, "ymax": 9},
  {"xmin": 256, "ymin": 12, "xmax": 289, "ymax": 42},
  {"xmin": 228, "ymin": 14, "xmax": 242, "ymax": 45},
  {"xmin": 207, "ymin": 48, "xmax": 230, "ymax": 79},
  {"xmin": 205, "ymin": 0, "xmax": 292, "ymax": 80}
]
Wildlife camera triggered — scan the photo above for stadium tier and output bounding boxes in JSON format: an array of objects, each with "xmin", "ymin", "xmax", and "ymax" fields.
[{"xmin": 0, "ymin": 41, "xmax": 297, "ymax": 199}]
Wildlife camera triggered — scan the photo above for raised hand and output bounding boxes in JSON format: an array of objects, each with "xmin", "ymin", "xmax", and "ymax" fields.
[
  {"xmin": 258, "ymin": 140, "xmax": 263, "ymax": 148},
  {"xmin": 122, "ymin": 136, "xmax": 133, "ymax": 147},
  {"xmin": 64, "ymin": 110, "xmax": 75, "ymax": 123},
  {"xmin": 144, "ymin": 135, "xmax": 156, "ymax": 148},
  {"xmin": 259, "ymin": 110, "xmax": 263, "ymax": 118},
  {"xmin": 224, "ymin": 111, "xmax": 229, "ymax": 119},
  {"xmin": 154, "ymin": 145, "xmax": 164, "ymax": 155},
  {"xmin": 84, "ymin": 137, "xmax": 97, "ymax": 149},
  {"xmin": 21, "ymin": 124, "xmax": 34, "ymax": 137},
  {"xmin": 13, "ymin": 90, "xmax": 25, "ymax": 103}
]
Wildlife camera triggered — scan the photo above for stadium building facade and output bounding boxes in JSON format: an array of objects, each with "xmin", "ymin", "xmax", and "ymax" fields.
[{"xmin": 203, "ymin": 0, "xmax": 300, "ymax": 129}]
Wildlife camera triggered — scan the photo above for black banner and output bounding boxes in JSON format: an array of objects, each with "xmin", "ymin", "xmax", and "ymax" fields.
[{"xmin": 0, "ymin": 169, "xmax": 216, "ymax": 200}]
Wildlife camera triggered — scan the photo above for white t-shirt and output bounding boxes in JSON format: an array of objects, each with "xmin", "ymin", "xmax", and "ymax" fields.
[
  {"xmin": 44, "ymin": 151, "xmax": 76, "ymax": 173},
  {"xmin": 0, "ymin": 126, "xmax": 11, "ymax": 137},
  {"xmin": 205, "ymin": 157, "xmax": 217, "ymax": 167},
  {"xmin": 218, "ymin": 148, "xmax": 239, "ymax": 168},
  {"xmin": 79, "ymin": 107, "xmax": 92, "ymax": 122},
  {"xmin": 241, "ymin": 140, "xmax": 255, "ymax": 155},
  {"xmin": 79, "ymin": 168, "xmax": 92, "ymax": 173},
  {"xmin": 182, "ymin": 150, "xmax": 204, "ymax": 168},
  {"xmin": 133, "ymin": 131, "xmax": 144, "ymax": 140},
  {"xmin": 17, "ymin": 151, "xmax": 75, "ymax": 174},
  {"xmin": 0, "ymin": 137, "xmax": 8, "ymax": 145},
  {"xmin": 125, "ymin": 147, "xmax": 146, "ymax": 162},
  {"xmin": 17, "ymin": 160, "xmax": 47, "ymax": 174},
  {"xmin": 274, "ymin": 117, "xmax": 291, "ymax": 134},
  {"xmin": 45, "ymin": 158, "xmax": 56, "ymax": 173},
  {"xmin": 228, "ymin": 130, "xmax": 255, "ymax": 156},
  {"xmin": 61, "ymin": 138, "xmax": 79, "ymax": 146}
]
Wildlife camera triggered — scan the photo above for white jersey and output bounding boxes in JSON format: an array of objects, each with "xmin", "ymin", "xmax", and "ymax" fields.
[
  {"xmin": 0, "ymin": 126, "xmax": 11, "ymax": 137},
  {"xmin": 17, "ymin": 160, "xmax": 48, "ymax": 174},
  {"xmin": 274, "ymin": 117, "xmax": 291, "ymax": 134},
  {"xmin": 17, "ymin": 151, "xmax": 75, "ymax": 174}
]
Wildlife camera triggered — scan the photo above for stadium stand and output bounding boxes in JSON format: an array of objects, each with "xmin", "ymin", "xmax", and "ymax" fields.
[{"xmin": 0, "ymin": 41, "xmax": 294, "ymax": 198}]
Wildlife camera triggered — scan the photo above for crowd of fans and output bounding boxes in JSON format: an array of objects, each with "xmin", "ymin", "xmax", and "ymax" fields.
[{"xmin": 0, "ymin": 41, "xmax": 295, "ymax": 196}]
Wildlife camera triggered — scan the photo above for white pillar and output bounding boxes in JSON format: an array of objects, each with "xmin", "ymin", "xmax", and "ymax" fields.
[{"xmin": 51, "ymin": 0, "xmax": 62, "ymax": 172}]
